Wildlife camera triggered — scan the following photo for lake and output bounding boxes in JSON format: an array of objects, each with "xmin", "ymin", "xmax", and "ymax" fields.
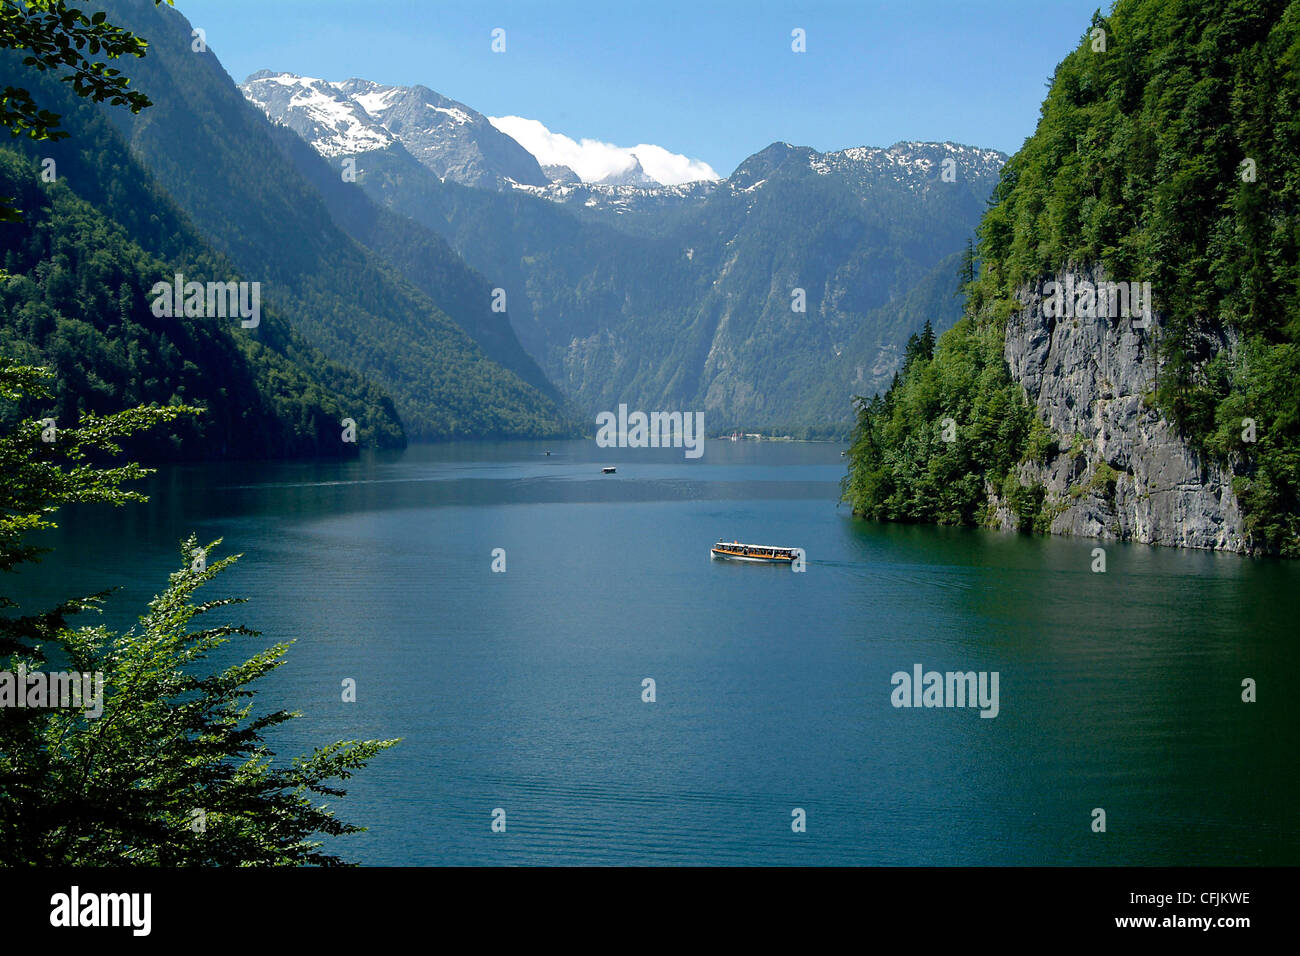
[{"xmin": 23, "ymin": 439, "xmax": 1299, "ymax": 865}]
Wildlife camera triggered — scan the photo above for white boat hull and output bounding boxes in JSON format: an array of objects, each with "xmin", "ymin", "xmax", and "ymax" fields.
[{"xmin": 711, "ymin": 549, "xmax": 794, "ymax": 564}]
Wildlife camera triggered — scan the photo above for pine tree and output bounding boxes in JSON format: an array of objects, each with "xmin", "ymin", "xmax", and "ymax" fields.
[{"xmin": 957, "ymin": 237, "xmax": 976, "ymax": 292}]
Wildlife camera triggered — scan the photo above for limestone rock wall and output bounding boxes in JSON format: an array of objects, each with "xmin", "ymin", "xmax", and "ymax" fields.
[{"xmin": 995, "ymin": 266, "xmax": 1247, "ymax": 552}]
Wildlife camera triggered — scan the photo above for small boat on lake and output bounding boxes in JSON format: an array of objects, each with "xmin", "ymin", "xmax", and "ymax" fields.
[
  {"xmin": 711, "ymin": 540, "xmax": 800, "ymax": 564},
  {"xmin": 601, "ymin": 466, "xmax": 616, "ymax": 474}
]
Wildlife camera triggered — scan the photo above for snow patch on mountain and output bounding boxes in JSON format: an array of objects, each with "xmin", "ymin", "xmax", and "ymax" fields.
[
  {"xmin": 241, "ymin": 71, "xmax": 549, "ymax": 189},
  {"xmin": 512, "ymin": 141, "xmax": 1005, "ymax": 217},
  {"xmin": 239, "ymin": 72, "xmax": 1003, "ymax": 218},
  {"xmin": 810, "ymin": 141, "xmax": 1006, "ymax": 189},
  {"xmin": 242, "ymin": 70, "xmax": 394, "ymax": 157},
  {"xmin": 349, "ymin": 86, "xmax": 404, "ymax": 118}
]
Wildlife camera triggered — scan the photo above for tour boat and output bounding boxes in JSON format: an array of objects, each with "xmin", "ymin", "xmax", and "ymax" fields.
[
  {"xmin": 710, "ymin": 540, "xmax": 800, "ymax": 563},
  {"xmin": 601, "ymin": 466, "xmax": 616, "ymax": 473}
]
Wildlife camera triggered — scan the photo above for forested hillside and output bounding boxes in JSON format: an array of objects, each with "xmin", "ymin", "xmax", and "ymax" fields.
[
  {"xmin": 262, "ymin": 122, "xmax": 559, "ymax": 400},
  {"xmin": 70, "ymin": 0, "xmax": 571, "ymax": 441},
  {"xmin": 0, "ymin": 134, "xmax": 403, "ymax": 458},
  {"xmin": 843, "ymin": 0, "xmax": 1300, "ymax": 554}
]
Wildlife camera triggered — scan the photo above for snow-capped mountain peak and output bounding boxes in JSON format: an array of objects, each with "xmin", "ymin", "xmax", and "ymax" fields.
[
  {"xmin": 240, "ymin": 71, "xmax": 549, "ymax": 189},
  {"xmin": 510, "ymin": 140, "xmax": 1006, "ymax": 217},
  {"xmin": 238, "ymin": 75, "xmax": 1003, "ymax": 214},
  {"xmin": 242, "ymin": 70, "xmax": 394, "ymax": 157},
  {"xmin": 593, "ymin": 153, "xmax": 658, "ymax": 187}
]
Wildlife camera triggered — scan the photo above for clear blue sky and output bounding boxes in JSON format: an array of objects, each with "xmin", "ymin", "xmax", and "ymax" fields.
[{"xmin": 175, "ymin": 0, "xmax": 1109, "ymax": 175}]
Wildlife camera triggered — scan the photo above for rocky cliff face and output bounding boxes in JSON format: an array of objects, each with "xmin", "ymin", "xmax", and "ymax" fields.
[{"xmin": 994, "ymin": 266, "xmax": 1248, "ymax": 552}]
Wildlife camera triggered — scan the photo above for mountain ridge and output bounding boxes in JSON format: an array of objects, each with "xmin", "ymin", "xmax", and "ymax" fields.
[
  {"xmin": 0, "ymin": 51, "xmax": 407, "ymax": 459},
  {"xmin": 243, "ymin": 70, "xmax": 551, "ymax": 189},
  {"xmin": 316, "ymin": 130, "xmax": 1003, "ymax": 425},
  {"xmin": 80, "ymin": 0, "xmax": 571, "ymax": 441}
]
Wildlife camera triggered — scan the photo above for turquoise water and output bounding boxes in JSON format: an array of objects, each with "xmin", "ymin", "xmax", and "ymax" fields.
[{"xmin": 23, "ymin": 440, "xmax": 1299, "ymax": 864}]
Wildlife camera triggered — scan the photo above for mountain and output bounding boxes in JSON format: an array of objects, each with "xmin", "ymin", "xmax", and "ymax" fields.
[
  {"xmin": 543, "ymin": 164, "xmax": 581, "ymax": 185},
  {"xmin": 259, "ymin": 122, "xmax": 558, "ymax": 399},
  {"xmin": 842, "ymin": 0, "xmax": 1300, "ymax": 555},
  {"xmin": 804, "ymin": 248, "xmax": 966, "ymax": 425},
  {"xmin": 509, "ymin": 177, "xmax": 720, "ymax": 220},
  {"xmin": 247, "ymin": 74, "xmax": 1005, "ymax": 427},
  {"xmin": 243, "ymin": 71, "xmax": 551, "ymax": 189},
  {"xmin": 0, "ymin": 54, "xmax": 404, "ymax": 459},
  {"xmin": 592, "ymin": 154, "xmax": 657, "ymax": 186},
  {"xmin": 236, "ymin": 71, "xmax": 396, "ymax": 156},
  {"xmin": 384, "ymin": 138, "xmax": 1000, "ymax": 427},
  {"xmin": 80, "ymin": 0, "xmax": 569, "ymax": 441},
  {"xmin": 514, "ymin": 141, "xmax": 1005, "ymax": 223}
]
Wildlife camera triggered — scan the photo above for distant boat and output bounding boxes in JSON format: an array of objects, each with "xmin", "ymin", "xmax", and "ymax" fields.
[
  {"xmin": 602, "ymin": 466, "xmax": 616, "ymax": 474},
  {"xmin": 711, "ymin": 540, "xmax": 799, "ymax": 564}
]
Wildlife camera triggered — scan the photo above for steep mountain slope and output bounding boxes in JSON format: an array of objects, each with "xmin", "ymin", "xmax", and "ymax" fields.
[
  {"xmin": 804, "ymin": 248, "xmax": 966, "ymax": 426},
  {"xmin": 260, "ymin": 123, "xmax": 558, "ymax": 399},
  {"xmin": 250, "ymin": 80, "xmax": 1003, "ymax": 426},
  {"xmin": 87, "ymin": 0, "xmax": 569, "ymax": 440},
  {"xmin": 343, "ymin": 144, "xmax": 703, "ymax": 399},
  {"xmin": 0, "ymin": 52, "xmax": 403, "ymax": 459},
  {"xmin": 843, "ymin": 0, "xmax": 1299, "ymax": 554},
  {"xmin": 0, "ymin": 151, "xmax": 401, "ymax": 461},
  {"xmin": 634, "ymin": 142, "xmax": 1000, "ymax": 426},
  {"xmin": 414, "ymin": 139, "xmax": 998, "ymax": 427}
]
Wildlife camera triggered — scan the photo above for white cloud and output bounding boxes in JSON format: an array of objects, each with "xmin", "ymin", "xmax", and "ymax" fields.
[{"xmin": 488, "ymin": 115, "xmax": 719, "ymax": 186}]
